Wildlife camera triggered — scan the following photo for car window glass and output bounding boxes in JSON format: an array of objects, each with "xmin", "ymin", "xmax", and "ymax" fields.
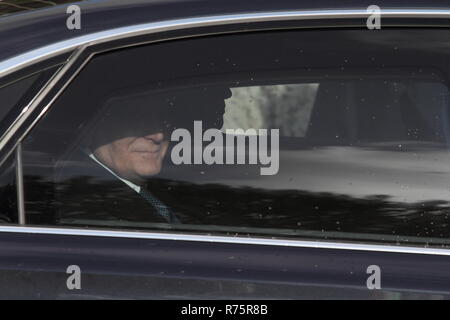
[
  {"xmin": 0, "ymin": 154, "xmax": 16, "ymax": 224},
  {"xmin": 0, "ymin": 66, "xmax": 60, "ymax": 136},
  {"xmin": 0, "ymin": 74, "xmax": 39, "ymax": 123},
  {"xmin": 0, "ymin": 68, "xmax": 62, "ymax": 225},
  {"xmin": 20, "ymin": 29, "xmax": 450, "ymax": 247},
  {"xmin": 223, "ymin": 84, "xmax": 318, "ymax": 137}
]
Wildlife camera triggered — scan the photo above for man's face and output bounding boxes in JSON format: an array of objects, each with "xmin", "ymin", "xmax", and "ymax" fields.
[
  {"xmin": 91, "ymin": 103, "xmax": 171, "ymax": 184},
  {"xmin": 90, "ymin": 87, "xmax": 230, "ymax": 184},
  {"xmin": 93, "ymin": 132, "xmax": 169, "ymax": 184}
]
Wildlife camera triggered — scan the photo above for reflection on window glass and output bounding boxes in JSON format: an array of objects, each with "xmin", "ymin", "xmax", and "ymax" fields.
[
  {"xmin": 223, "ymin": 84, "xmax": 318, "ymax": 137},
  {"xmin": 21, "ymin": 29, "xmax": 450, "ymax": 247},
  {"xmin": 0, "ymin": 66, "xmax": 58, "ymax": 130},
  {"xmin": 0, "ymin": 69, "xmax": 59, "ymax": 225},
  {"xmin": 0, "ymin": 74, "xmax": 39, "ymax": 122}
]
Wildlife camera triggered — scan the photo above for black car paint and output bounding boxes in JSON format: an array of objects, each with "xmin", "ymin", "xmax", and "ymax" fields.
[
  {"xmin": 0, "ymin": 231, "xmax": 449, "ymax": 299},
  {"xmin": 1, "ymin": 0, "xmax": 450, "ymax": 62}
]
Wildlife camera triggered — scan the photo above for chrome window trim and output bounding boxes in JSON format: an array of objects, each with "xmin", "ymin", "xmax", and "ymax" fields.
[
  {"xmin": 0, "ymin": 225, "xmax": 449, "ymax": 256},
  {"xmin": 3, "ymin": 9, "xmax": 450, "ymax": 79},
  {"xmin": 15, "ymin": 143, "xmax": 25, "ymax": 225},
  {"xmin": 2, "ymin": 8, "xmax": 450, "ymax": 255},
  {"xmin": 0, "ymin": 47, "xmax": 85, "ymax": 162}
]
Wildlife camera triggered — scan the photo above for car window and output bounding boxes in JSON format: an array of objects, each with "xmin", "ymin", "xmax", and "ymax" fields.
[
  {"xmin": 0, "ymin": 154, "xmax": 17, "ymax": 224},
  {"xmin": 0, "ymin": 68, "xmax": 62, "ymax": 225},
  {"xmin": 20, "ymin": 29, "xmax": 450, "ymax": 247},
  {"xmin": 223, "ymin": 84, "xmax": 318, "ymax": 137},
  {"xmin": 0, "ymin": 74, "xmax": 40, "ymax": 124},
  {"xmin": 0, "ymin": 67, "xmax": 60, "ymax": 135}
]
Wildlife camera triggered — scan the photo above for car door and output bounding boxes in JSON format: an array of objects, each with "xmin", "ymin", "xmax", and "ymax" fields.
[{"xmin": 1, "ymin": 9, "xmax": 450, "ymax": 300}]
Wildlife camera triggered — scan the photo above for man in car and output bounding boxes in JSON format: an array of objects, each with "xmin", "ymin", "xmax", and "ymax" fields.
[{"xmin": 53, "ymin": 86, "xmax": 231, "ymax": 226}]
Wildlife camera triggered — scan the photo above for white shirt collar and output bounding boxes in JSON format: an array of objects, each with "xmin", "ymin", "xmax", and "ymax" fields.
[{"xmin": 88, "ymin": 151, "xmax": 141, "ymax": 194}]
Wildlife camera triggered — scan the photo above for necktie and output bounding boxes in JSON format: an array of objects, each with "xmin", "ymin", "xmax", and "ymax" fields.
[{"xmin": 139, "ymin": 188, "xmax": 180, "ymax": 224}]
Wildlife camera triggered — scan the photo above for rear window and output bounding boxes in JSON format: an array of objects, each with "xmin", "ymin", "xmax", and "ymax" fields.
[{"xmin": 0, "ymin": 74, "xmax": 39, "ymax": 123}]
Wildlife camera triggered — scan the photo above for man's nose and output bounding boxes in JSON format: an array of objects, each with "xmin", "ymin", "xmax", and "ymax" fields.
[{"xmin": 144, "ymin": 132, "xmax": 165, "ymax": 142}]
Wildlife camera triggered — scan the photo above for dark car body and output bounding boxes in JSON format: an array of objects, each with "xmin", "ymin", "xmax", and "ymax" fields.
[{"xmin": 2, "ymin": 0, "xmax": 450, "ymax": 299}]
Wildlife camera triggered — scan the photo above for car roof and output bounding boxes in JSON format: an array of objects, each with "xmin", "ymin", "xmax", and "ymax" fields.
[
  {"xmin": 0, "ymin": 0, "xmax": 80, "ymax": 17},
  {"xmin": 1, "ymin": 0, "xmax": 450, "ymax": 63}
]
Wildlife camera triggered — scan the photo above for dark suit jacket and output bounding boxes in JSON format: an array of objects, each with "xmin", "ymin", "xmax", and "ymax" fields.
[
  {"xmin": 23, "ymin": 147, "xmax": 273, "ymax": 230},
  {"xmin": 46, "ymin": 150, "xmax": 179, "ymax": 226}
]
